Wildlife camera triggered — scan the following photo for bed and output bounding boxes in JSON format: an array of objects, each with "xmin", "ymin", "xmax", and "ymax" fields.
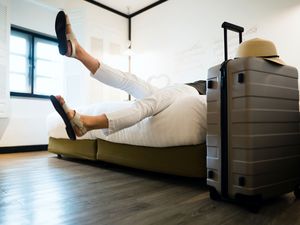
[{"xmin": 47, "ymin": 95, "xmax": 207, "ymax": 177}]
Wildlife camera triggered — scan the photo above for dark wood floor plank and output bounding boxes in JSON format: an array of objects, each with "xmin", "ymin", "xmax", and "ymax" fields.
[{"xmin": 0, "ymin": 151, "xmax": 300, "ymax": 225}]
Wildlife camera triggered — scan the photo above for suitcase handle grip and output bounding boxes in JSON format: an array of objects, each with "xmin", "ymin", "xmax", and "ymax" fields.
[
  {"xmin": 222, "ymin": 22, "xmax": 244, "ymax": 61},
  {"xmin": 222, "ymin": 22, "xmax": 244, "ymax": 33}
]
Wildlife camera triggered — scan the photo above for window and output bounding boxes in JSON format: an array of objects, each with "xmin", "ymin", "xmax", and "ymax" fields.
[{"xmin": 9, "ymin": 26, "xmax": 64, "ymax": 98}]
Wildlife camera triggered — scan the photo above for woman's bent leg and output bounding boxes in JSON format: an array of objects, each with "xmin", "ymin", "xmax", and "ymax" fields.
[
  {"xmin": 104, "ymin": 85, "xmax": 191, "ymax": 135},
  {"xmin": 53, "ymin": 85, "xmax": 197, "ymax": 138}
]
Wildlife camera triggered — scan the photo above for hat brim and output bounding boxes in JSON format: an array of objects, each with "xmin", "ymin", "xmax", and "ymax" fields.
[{"xmin": 264, "ymin": 57, "xmax": 286, "ymax": 66}]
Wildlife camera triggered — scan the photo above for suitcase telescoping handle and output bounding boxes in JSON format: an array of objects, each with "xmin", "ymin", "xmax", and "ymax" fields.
[
  {"xmin": 218, "ymin": 22, "xmax": 244, "ymax": 199},
  {"xmin": 222, "ymin": 22, "xmax": 244, "ymax": 61},
  {"xmin": 207, "ymin": 22, "xmax": 244, "ymax": 89}
]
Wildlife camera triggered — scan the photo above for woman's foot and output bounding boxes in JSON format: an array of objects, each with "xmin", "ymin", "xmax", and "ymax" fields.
[
  {"xmin": 54, "ymin": 96, "xmax": 109, "ymax": 135},
  {"xmin": 55, "ymin": 95, "xmax": 88, "ymax": 137},
  {"xmin": 64, "ymin": 14, "xmax": 80, "ymax": 58},
  {"xmin": 55, "ymin": 11, "xmax": 100, "ymax": 74},
  {"xmin": 55, "ymin": 96, "xmax": 75, "ymax": 121},
  {"xmin": 50, "ymin": 95, "xmax": 89, "ymax": 140}
]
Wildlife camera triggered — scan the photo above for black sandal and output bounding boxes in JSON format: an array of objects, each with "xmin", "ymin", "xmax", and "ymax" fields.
[{"xmin": 50, "ymin": 95, "xmax": 76, "ymax": 140}]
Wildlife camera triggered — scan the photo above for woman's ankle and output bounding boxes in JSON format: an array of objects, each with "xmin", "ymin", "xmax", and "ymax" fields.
[
  {"xmin": 80, "ymin": 115, "xmax": 92, "ymax": 132},
  {"xmin": 74, "ymin": 44, "xmax": 84, "ymax": 60}
]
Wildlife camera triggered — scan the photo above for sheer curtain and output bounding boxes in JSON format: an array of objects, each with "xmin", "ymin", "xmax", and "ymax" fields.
[{"xmin": 0, "ymin": 0, "xmax": 10, "ymax": 139}]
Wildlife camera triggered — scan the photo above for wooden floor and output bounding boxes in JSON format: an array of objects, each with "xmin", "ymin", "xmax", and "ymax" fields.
[{"xmin": 0, "ymin": 152, "xmax": 300, "ymax": 225}]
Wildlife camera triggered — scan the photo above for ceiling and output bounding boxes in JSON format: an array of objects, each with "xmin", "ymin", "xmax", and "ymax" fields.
[{"xmin": 92, "ymin": 0, "xmax": 161, "ymax": 15}]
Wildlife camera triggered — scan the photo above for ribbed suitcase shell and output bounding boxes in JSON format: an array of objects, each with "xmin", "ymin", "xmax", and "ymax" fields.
[{"xmin": 207, "ymin": 57, "xmax": 300, "ymax": 200}]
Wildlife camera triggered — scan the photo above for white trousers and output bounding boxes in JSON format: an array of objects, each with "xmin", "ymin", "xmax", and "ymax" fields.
[{"xmin": 91, "ymin": 64, "xmax": 199, "ymax": 134}]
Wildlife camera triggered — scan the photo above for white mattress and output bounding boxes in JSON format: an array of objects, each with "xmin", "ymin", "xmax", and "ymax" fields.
[{"xmin": 47, "ymin": 95, "xmax": 207, "ymax": 147}]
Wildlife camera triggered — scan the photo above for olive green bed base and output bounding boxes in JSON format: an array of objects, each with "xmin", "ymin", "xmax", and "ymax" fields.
[{"xmin": 48, "ymin": 137, "xmax": 206, "ymax": 178}]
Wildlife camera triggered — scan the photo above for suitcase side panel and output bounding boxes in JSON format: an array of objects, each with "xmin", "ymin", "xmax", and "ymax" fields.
[
  {"xmin": 207, "ymin": 64, "xmax": 222, "ymax": 193},
  {"xmin": 226, "ymin": 58, "xmax": 300, "ymax": 199}
]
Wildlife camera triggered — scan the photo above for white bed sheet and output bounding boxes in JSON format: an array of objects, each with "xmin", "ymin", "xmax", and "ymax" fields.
[{"xmin": 47, "ymin": 95, "xmax": 207, "ymax": 147}]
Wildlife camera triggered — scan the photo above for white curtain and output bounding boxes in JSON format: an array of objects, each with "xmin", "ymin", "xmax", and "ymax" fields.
[{"xmin": 0, "ymin": 0, "xmax": 10, "ymax": 139}]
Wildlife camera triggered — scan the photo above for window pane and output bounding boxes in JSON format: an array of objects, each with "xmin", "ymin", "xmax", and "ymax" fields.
[
  {"xmin": 34, "ymin": 77, "xmax": 56, "ymax": 95},
  {"xmin": 9, "ymin": 29, "xmax": 30, "ymax": 93},
  {"xmin": 10, "ymin": 33, "xmax": 29, "ymax": 55},
  {"xmin": 9, "ymin": 54, "xmax": 28, "ymax": 74},
  {"xmin": 36, "ymin": 39, "xmax": 60, "ymax": 61},
  {"xmin": 9, "ymin": 28, "xmax": 63, "ymax": 97},
  {"xmin": 10, "ymin": 73, "xmax": 30, "ymax": 93},
  {"xmin": 34, "ymin": 38, "xmax": 63, "ymax": 95},
  {"xmin": 35, "ymin": 59, "xmax": 62, "ymax": 78}
]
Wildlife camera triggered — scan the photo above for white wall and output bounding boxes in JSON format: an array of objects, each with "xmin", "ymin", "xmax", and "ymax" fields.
[
  {"xmin": 0, "ymin": 0, "xmax": 11, "ymax": 143},
  {"xmin": 131, "ymin": 0, "xmax": 300, "ymax": 86},
  {"xmin": 2, "ymin": 0, "xmax": 300, "ymax": 147},
  {"xmin": 0, "ymin": 0, "xmax": 128, "ymax": 147},
  {"xmin": 0, "ymin": 0, "xmax": 59, "ymax": 147},
  {"xmin": 76, "ymin": 1, "xmax": 129, "ymax": 105}
]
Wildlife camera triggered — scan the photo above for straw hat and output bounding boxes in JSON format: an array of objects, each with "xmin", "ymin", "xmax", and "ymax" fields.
[{"xmin": 236, "ymin": 38, "xmax": 285, "ymax": 65}]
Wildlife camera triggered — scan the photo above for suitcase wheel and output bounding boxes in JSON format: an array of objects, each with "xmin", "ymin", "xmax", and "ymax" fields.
[
  {"xmin": 208, "ymin": 186, "xmax": 221, "ymax": 201},
  {"xmin": 236, "ymin": 194, "xmax": 262, "ymax": 213},
  {"xmin": 294, "ymin": 186, "xmax": 300, "ymax": 199},
  {"xmin": 245, "ymin": 199, "xmax": 261, "ymax": 213}
]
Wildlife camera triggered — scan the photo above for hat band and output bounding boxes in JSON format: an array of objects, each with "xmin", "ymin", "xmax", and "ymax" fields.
[{"xmin": 258, "ymin": 55, "xmax": 279, "ymax": 58}]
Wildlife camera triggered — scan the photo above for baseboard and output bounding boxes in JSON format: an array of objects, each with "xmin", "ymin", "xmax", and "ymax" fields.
[{"xmin": 0, "ymin": 145, "xmax": 48, "ymax": 154}]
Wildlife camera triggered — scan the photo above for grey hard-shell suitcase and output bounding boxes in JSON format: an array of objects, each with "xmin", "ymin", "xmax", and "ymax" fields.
[{"xmin": 206, "ymin": 22, "xmax": 300, "ymax": 212}]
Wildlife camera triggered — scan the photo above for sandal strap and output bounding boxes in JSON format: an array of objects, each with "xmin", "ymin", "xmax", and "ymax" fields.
[
  {"xmin": 66, "ymin": 32, "xmax": 76, "ymax": 40},
  {"xmin": 64, "ymin": 13, "xmax": 77, "ymax": 58},
  {"xmin": 66, "ymin": 33, "xmax": 77, "ymax": 58},
  {"xmin": 62, "ymin": 103, "xmax": 70, "ymax": 114},
  {"xmin": 62, "ymin": 103, "xmax": 87, "ymax": 136},
  {"xmin": 70, "ymin": 111, "xmax": 88, "ymax": 135}
]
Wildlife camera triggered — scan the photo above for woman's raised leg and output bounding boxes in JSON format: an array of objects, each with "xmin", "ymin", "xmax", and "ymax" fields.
[{"xmin": 56, "ymin": 11, "xmax": 158, "ymax": 99}]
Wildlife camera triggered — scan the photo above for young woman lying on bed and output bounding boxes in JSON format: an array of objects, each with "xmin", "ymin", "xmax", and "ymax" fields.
[{"xmin": 51, "ymin": 11, "xmax": 206, "ymax": 140}]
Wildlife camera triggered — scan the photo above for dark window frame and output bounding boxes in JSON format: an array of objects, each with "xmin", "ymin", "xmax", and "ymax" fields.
[{"xmin": 10, "ymin": 25, "xmax": 58, "ymax": 99}]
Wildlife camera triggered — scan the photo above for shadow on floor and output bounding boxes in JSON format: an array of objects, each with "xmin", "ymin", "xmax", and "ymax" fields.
[{"xmin": 48, "ymin": 153, "xmax": 208, "ymax": 190}]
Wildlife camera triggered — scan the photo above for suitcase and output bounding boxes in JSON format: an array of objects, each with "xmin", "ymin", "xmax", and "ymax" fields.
[{"xmin": 206, "ymin": 22, "xmax": 300, "ymax": 212}]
